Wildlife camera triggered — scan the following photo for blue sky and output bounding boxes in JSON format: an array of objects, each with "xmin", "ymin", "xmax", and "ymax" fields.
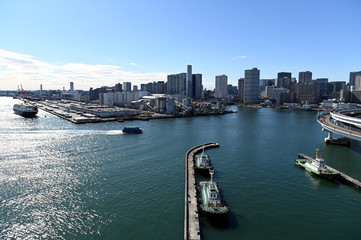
[{"xmin": 0, "ymin": 0, "xmax": 360, "ymax": 90}]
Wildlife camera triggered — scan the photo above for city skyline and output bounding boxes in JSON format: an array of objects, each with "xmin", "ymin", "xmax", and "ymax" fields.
[{"xmin": 1, "ymin": 0, "xmax": 360, "ymax": 90}]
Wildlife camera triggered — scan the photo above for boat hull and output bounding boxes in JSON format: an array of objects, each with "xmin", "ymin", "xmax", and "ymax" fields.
[
  {"xmin": 122, "ymin": 127, "xmax": 142, "ymax": 134},
  {"xmin": 295, "ymin": 159, "xmax": 339, "ymax": 181},
  {"xmin": 13, "ymin": 105, "xmax": 38, "ymax": 118},
  {"xmin": 198, "ymin": 181, "xmax": 229, "ymax": 217}
]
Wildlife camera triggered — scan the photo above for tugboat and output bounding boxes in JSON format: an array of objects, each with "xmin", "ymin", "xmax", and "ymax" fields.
[
  {"xmin": 295, "ymin": 149, "xmax": 339, "ymax": 180},
  {"xmin": 121, "ymin": 126, "xmax": 143, "ymax": 134},
  {"xmin": 199, "ymin": 170, "xmax": 229, "ymax": 217},
  {"xmin": 13, "ymin": 103, "xmax": 38, "ymax": 118},
  {"xmin": 194, "ymin": 146, "xmax": 214, "ymax": 174}
]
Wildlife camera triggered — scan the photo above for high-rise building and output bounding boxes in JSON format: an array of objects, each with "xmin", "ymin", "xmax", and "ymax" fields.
[
  {"xmin": 244, "ymin": 68, "xmax": 260, "ymax": 103},
  {"xmin": 355, "ymin": 76, "xmax": 361, "ymax": 90},
  {"xmin": 186, "ymin": 65, "xmax": 193, "ymax": 98},
  {"xmin": 276, "ymin": 72, "xmax": 291, "ymax": 88},
  {"xmin": 349, "ymin": 71, "xmax": 361, "ymax": 87},
  {"xmin": 115, "ymin": 83, "xmax": 122, "ymax": 92},
  {"xmin": 167, "ymin": 73, "xmax": 186, "ymax": 95},
  {"xmin": 192, "ymin": 74, "xmax": 203, "ymax": 100},
  {"xmin": 123, "ymin": 82, "xmax": 132, "ymax": 92},
  {"xmin": 238, "ymin": 78, "xmax": 244, "ymax": 101},
  {"xmin": 215, "ymin": 75, "xmax": 228, "ymax": 99},
  {"xmin": 70, "ymin": 82, "xmax": 74, "ymax": 91},
  {"xmin": 133, "ymin": 85, "xmax": 138, "ymax": 92},
  {"xmin": 298, "ymin": 71, "xmax": 312, "ymax": 83}
]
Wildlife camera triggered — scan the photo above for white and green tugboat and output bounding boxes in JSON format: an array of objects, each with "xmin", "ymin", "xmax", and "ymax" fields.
[
  {"xmin": 195, "ymin": 146, "xmax": 214, "ymax": 174},
  {"xmin": 295, "ymin": 149, "xmax": 339, "ymax": 181},
  {"xmin": 199, "ymin": 170, "xmax": 229, "ymax": 217}
]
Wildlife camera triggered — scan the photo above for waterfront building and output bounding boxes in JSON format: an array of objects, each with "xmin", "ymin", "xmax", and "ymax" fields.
[
  {"xmin": 123, "ymin": 82, "xmax": 132, "ymax": 92},
  {"xmin": 349, "ymin": 71, "xmax": 361, "ymax": 87},
  {"xmin": 276, "ymin": 72, "xmax": 292, "ymax": 88},
  {"xmin": 186, "ymin": 65, "xmax": 193, "ymax": 98},
  {"xmin": 100, "ymin": 91, "xmax": 149, "ymax": 106},
  {"xmin": 215, "ymin": 75, "xmax": 228, "ymax": 99},
  {"xmin": 192, "ymin": 73, "xmax": 203, "ymax": 100},
  {"xmin": 244, "ymin": 68, "xmax": 260, "ymax": 103},
  {"xmin": 273, "ymin": 88, "xmax": 289, "ymax": 105},
  {"xmin": 298, "ymin": 71, "xmax": 312, "ymax": 83},
  {"xmin": 265, "ymin": 86, "xmax": 275, "ymax": 98},
  {"xmin": 297, "ymin": 83, "xmax": 320, "ymax": 104},
  {"xmin": 238, "ymin": 78, "xmax": 244, "ymax": 101}
]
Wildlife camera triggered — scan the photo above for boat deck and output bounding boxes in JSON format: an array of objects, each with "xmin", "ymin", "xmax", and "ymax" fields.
[{"xmin": 298, "ymin": 153, "xmax": 361, "ymax": 189}]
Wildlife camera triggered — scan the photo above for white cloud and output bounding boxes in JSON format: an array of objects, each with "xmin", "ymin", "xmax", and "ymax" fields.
[
  {"xmin": 0, "ymin": 49, "xmax": 167, "ymax": 90},
  {"xmin": 129, "ymin": 62, "xmax": 137, "ymax": 66},
  {"xmin": 232, "ymin": 55, "xmax": 247, "ymax": 60}
]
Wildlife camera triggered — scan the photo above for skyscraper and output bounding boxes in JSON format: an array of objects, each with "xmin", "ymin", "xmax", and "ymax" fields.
[
  {"xmin": 70, "ymin": 82, "xmax": 74, "ymax": 91},
  {"xmin": 238, "ymin": 78, "xmax": 244, "ymax": 101},
  {"xmin": 244, "ymin": 68, "xmax": 260, "ymax": 103},
  {"xmin": 349, "ymin": 71, "xmax": 361, "ymax": 87},
  {"xmin": 123, "ymin": 82, "xmax": 132, "ymax": 92},
  {"xmin": 186, "ymin": 65, "xmax": 193, "ymax": 98},
  {"xmin": 215, "ymin": 75, "xmax": 228, "ymax": 99},
  {"xmin": 276, "ymin": 72, "xmax": 291, "ymax": 88},
  {"xmin": 298, "ymin": 71, "xmax": 312, "ymax": 83},
  {"xmin": 115, "ymin": 83, "xmax": 122, "ymax": 92},
  {"xmin": 192, "ymin": 74, "xmax": 203, "ymax": 100},
  {"xmin": 167, "ymin": 73, "xmax": 186, "ymax": 95}
]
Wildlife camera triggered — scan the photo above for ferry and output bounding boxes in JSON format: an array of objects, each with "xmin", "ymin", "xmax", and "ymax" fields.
[
  {"xmin": 295, "ymin": 149, "xmax": 339, "ymax": 180},
  {"xmin": 13, "ymin": 103, "xmax": 38, "ymax": 118},
  {"xmin": 195, "ymin": 146, "xmax": 214, "ymax": 174},
  {"xmin": 198, "ymin": 170, "xmax": 229, "ymax": 217},
  {"xmin": 122, "ymin": 126, "xmax": 143, "ymax": 134}
]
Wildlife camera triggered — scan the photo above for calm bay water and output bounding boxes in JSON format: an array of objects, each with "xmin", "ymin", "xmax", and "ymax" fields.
[{"xmin": 1, "ymin": 96, "xmax": 361, "ymax": 239}]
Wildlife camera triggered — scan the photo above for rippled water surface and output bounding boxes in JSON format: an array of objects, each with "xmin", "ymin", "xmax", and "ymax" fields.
[{"xmin": 1, "ymin": 97, "xmax": 361, "ymax": 239}]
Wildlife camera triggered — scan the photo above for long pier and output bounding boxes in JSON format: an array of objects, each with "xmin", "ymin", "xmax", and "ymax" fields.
[
  {"xmin": 298, "ymin": 153, "xmax": 361, "ymax": 189},
  {"xmin": 184, "ymin": 142, "xmax": 220, "ymax": 240}
]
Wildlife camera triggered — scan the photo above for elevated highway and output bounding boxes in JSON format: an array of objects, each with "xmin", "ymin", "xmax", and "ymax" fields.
[{"xmin": 318, "ymin": 109, "xmax": 361, "ymax": 142}]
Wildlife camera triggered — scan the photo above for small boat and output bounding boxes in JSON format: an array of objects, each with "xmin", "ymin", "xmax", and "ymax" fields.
[
  {"xmin": 122, "ymin": 126, "xmax": 143, "ymax": 134},
  {"xmin": 295, "ymin": 149, "xmax": 339, "ymax": 180},
  {"xmin": 198, "ymin": 170, "xmax": 229, "ymax": 217},
  {"xmin": 195, "ymin": 146, "xmax": 214, "ymax": 174},
  {"xmin": 13, "ymin": 103, "xmax": 38, "ymax": 118}
]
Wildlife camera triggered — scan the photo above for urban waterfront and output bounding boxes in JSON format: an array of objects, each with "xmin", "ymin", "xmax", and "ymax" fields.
[{"xmin": 1, "ymin": 97, "xmax": 361, "ymax": 240}]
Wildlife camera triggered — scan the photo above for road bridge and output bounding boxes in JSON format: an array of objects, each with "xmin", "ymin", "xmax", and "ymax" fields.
[{"xmin": 317, "ymin": 110, "xmax": 361, "ymax": 142}]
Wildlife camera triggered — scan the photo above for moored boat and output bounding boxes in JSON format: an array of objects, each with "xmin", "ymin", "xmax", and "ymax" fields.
[
  {"xmin": 295, "ymin": 149, "xmax": 339, "ymax": 180},
  {"xmin": 13, "ymin": 103, "xmax": 38, "ymax": 118},
  {"xmin": 199, "ymin": 170, "xmax": 229, "ymax": 217},
  {"xmin": 195, "ymin": 146, "xmax": 214, "ymax": 174},
  {"xmin": 122, "ymin": 126, "xmax": 143, "ymax": 134}
]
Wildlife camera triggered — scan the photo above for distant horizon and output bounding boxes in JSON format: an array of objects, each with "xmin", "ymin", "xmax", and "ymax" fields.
[{"xmin": 1, "ymin": 0, "xmax": 360, "ymax": 91}]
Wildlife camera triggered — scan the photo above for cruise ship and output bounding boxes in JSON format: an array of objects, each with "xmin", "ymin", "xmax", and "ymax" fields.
[{"xmin": 13, "ymin": 103, "xmax": 38, "ymax": 118}]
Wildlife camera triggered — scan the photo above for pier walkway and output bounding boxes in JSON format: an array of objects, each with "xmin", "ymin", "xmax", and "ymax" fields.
[
  {"xmin": 298, "ymin": 153, "xmax": 361, "ymax": 189},
  {"xmin": 184, "ymin": 142, "xmax": 220, "ymax": 240}
]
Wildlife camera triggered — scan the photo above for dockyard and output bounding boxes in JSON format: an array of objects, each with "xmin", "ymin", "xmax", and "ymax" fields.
[{"xmin": 21, "ymin": 99, "xmax": 236, "ymax": 124}]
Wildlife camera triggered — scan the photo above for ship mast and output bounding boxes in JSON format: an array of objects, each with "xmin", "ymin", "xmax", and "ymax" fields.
[{"xmin": 209, "ymin": 169, "xmax": 214, "ymax": 184}]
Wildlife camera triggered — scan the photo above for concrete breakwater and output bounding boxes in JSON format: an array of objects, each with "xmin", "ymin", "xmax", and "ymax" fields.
[{"xmin": 184, "ymin": 143, "xmax": 220, "ymax": 240}]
